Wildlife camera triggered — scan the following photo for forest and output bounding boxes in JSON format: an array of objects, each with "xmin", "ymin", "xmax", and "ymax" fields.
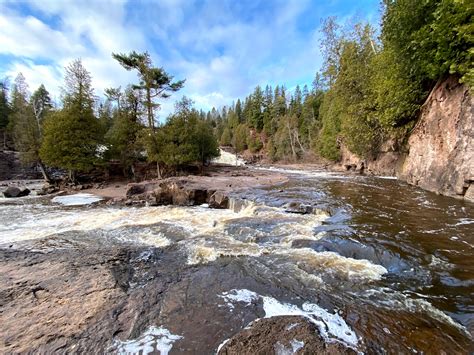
[
  {"xmin": 0, "ymin": 0, "xmax": 472, "ymax": 181},
  {"xmin": 207, "ymin": 0, "xmax": 472, "ymax": 161}
]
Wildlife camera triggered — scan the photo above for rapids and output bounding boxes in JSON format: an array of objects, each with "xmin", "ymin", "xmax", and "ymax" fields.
[{"xmin": 0, "ymin": 168, "xmax": 473, "ymax": 353}]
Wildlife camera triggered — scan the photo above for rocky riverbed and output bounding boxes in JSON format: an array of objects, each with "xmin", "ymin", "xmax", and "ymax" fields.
[{"xmin": 1, "ymin": 166, "xmax": 473, "ymax": 354}]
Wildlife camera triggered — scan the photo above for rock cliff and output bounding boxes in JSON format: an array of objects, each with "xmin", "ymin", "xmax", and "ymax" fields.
[
  {"xmin": 400, "ymin": 76, "xmax": 473, "ymax": 201},
  {"xmin": 339, "ymin": 76, "xmax": 473, "ymax": 202}
]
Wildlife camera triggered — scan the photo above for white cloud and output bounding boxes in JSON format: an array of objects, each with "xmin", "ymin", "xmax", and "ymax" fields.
[
  {"xmin": 5, "ymin": 60, "xmax": 63, "ymax": 102},
  {"xmin": 0, "ymin": 12, "xmax": 85, "ymax": 59},
  {"xmin": 0, "ymin": 0, "xmax": 380, "ymax": 117}
]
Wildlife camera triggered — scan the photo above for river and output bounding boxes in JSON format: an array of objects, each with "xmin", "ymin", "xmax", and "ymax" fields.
[{"xmin": 1, "ymin": 168, "xmax": 473, "ymax": 354}]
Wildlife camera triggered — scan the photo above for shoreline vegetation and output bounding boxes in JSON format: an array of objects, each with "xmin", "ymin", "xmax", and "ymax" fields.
[{"xmin": 0, "ymin": 1, "xmax": 472, "ymax": 198}]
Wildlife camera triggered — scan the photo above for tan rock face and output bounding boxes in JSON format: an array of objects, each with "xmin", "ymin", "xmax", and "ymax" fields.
[{"xmin": 401, "ymin": 76, "xmax": 473, "ymax": 200}]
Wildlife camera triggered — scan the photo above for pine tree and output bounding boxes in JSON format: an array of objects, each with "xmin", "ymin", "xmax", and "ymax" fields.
[
  {"xmin": 235, "ymin": 99, "xmax": 243, "ymax": 123},
  {"xmin": 220, "ymin": 126, "xmax": 232, "ymax": 146},
  {"xmin": 40, "ymin": 60, "xmax": 102, "ymax": 181},
  {"xmin": 112, "ymin": 51, "xmax": 184, "ymax": 130},
  {"xmin": 148, "ymin": 97, "xmax": 219, "ymax": 173},
  {"xmin": 104, "ymin": 86, "xmax": 144, "ymax": 177},
  {"xmin": 263, "ymin": 85, "xmax": 274, "ymax": 136},
  {"xmin": 0, "ymin": 80, "xmax": 11, "ymax": 149},
  {"xmin": 248, "ymin": 86, "xmax": 264, "ymax": 131}
]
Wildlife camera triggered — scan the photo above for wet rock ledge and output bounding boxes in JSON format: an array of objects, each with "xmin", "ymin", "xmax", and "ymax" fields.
[{"xmin": 101, "ymin": 166, "xmax": 288, "ymax": 208}]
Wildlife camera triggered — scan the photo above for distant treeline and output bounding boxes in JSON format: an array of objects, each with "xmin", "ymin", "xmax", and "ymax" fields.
[{"xmin": 203, "ymin": 0, "xmax": 472, "ymax": 161}]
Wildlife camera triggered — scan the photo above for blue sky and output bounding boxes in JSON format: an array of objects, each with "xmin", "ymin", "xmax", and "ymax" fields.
[{"xmin": 0, "ymin": 0, "xmax": 380, "ymax": 118}]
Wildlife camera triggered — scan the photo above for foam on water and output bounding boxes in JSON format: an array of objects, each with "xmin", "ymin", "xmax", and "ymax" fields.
[
  {"xmin": 278, "ymin": 248, "xmax": 388, "ymax": 282},
  {"xmin": 255, "ymin": 166, "xmax": 350, "ymax": 179},
  {"xmin": 219, "ymin": 289, "xmax": 359, "ymax": 349},
  {"xmin": 358, "ymin": 288, "xmax": 471, "ymax": 337},
  {"xmin": 110, "ymin": 326, "xmax": 182, "ymax": 355},
  {"xmin": 453, "ymin": 218, "xmax": 474, "ymax": 226},
  {"xmin": 212, "ymin": 149, "xmax": 246, "ymax": 166},
  {"xmin": 51, "ymin": 193, "xmax": 103, "ymax": 206},
  {"xmin": 186, "ymin": 241, "xmax": 264, "ymax": 265},
  {"xmin": 219, "ymin": 289, "xmax": 259, "ymax": 310}
]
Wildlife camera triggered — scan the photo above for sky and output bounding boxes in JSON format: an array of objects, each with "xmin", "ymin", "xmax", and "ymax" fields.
[{"xmin": 0, "ymin": 0, "xmax": 380, "ymax": 119}]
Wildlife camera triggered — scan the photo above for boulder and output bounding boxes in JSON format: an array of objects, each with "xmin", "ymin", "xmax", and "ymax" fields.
[
  {"xmin": 285, "ymin": 201, "xmax": 313, "ymax": 214},
  {"xmin": 218, "ymin": 315, "xmax": 356, "ymax": 355},
  {"xmin": 126, "ymin": 184, "xmax": 146, "ymax": 197},
  {"xmin": 155, "ymin": 180, "xmax": 209, "ymax": 206},
  {"xmin": 37, "ymin": 184, "xmax": 60, "ymax": 196},
  {"xmin": 3, "ymin": 186, "xmax": 31, "ymax": 198},
  {"xmin": 209, "ymin": 191, "xmax": 229, "ymax": 209},
  {"xmin": 464, "ymin": 184, "xmax": 474, "ymax": 202}
]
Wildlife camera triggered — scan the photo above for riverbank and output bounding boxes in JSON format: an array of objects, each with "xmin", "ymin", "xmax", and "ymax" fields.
[{"xmin": 84, "ymin": 165, "xmax": 289, "ymax": 206}]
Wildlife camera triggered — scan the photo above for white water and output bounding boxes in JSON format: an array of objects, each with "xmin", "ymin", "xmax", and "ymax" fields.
[
  {"xmin": 110, "ymin": 326, "xmax": 182, "ymax": 355},
  {"xmin": 219, "ymin": 288, "xmax": 359, "ymax": 349},
  {"xmin": 212, "ymin": 149, "xmax": 246, "ymax": 166},
  {"xmin": 356, "ymin": 288, "xmax": 471, "ymax": 337}
]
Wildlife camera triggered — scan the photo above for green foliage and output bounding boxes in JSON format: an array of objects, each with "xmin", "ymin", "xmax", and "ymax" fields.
[
  {"xmin": 104, "ymin": 87, "xmax": 144, "ymax": 174},
  {"xmin": 10, "ymin": 74, "xmax": 41, "ymax": 164},
  {"xmin": 316, "ymin": 90, "xmax": 341, "ymax": 161},
  {"xmin": 0, "ymin": 81, "xmax": 9, "ymax": 129},
  {"xmin": 220, "ymin": 126, "xmax": 232, "ymax": 146},
  {"xmin": 147, "ymin": 97, "xmax": 219, "ymax": 168},
  {"xmin": 248, "ymin": 86, "xmax": 264, "ymax": 131},
  {"xmin": 40, "ymin": 60, "xmax": 102, "ymax": 176},
  {"xmin": 373, "ymin": 0, "xmax": 473, "ymax": 128},
  {"xmin": 382, "ymin": 0, "xmax": 473, "ymax": 87},
  {"xmin": 246, "ymin": 132, "xmax": 263, "ymax": 153},
  {"xmin": 112, "ymin": 51, "xmax": 185, "ymax": 129},
  {"xmin": 232, "ymin": 124, "xmax": 248, "ymax": 153},
  {"xmin": 371, "ymin": 48, "xmax": 425, "ymax": 128}
]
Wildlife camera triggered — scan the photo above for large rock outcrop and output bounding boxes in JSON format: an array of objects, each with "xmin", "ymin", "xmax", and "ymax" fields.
[
  {"xmin": 337, "ymin": 76, "xmax": 473, "ymax": 201},
  {"xmin": 0, "ymin": 151, "xmax": 41, "ymax": 180},
  {"xmin": 338, "ymin": 140, "xmax": 406, "ymax": 177},
  {"xmin": 400, "ymin": 76, "xmax": 473, "ymax": 200}
]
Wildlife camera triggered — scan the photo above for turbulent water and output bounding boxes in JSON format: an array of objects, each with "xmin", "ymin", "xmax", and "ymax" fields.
[{"xmin": 1, "ymin": 168, "xmax": 473, "ymax": 353}]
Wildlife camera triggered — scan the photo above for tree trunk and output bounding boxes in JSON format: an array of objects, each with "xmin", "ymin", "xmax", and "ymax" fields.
[
  {"xmin": 294, "ymin": 130, "xmax": 306, "ymax": 153},
  {"xmin": 156, "ymin": 162, "xmax": 162, "ymax": 179},
  {"xmin": 286, "ymin": 120, "xmax": 297, "ymax": 161},
  {"xmin": 146, "ymin": 88, "xmax": 154, "ymax": 131},
  {"xmin": 68, "ymin": 170, "xmax": 75, "ymax": 183},
  {"xmin": 131, "ymin": 164, "xmax": 136, "ymax": 182},
  {"xmin": 37, "ymin": 160, "xmax": 51, "ymax": 183}
]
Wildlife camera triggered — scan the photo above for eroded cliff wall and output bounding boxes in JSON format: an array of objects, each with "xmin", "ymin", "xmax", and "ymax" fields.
[
  {"xmin": 338, "ymin": 76, "xmax": 473, "ymax": 201},
  {"xmin": 400, "ymin": 76, "xmax": 473, "ymax": 201}
]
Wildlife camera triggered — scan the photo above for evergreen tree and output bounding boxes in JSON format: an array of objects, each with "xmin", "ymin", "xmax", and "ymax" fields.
[
  {"xmin": 220, "ymin": 126, "xmax": 232, "ymax": 146},
  {"xmin": 147, "ymin": 97, "xmax": 219, "ymax": 175},
  {"xmin": 232, "ymin": 124, "xmax": 248, "ymax": 153},
  {"xmin": 262, "ymin": 85, "xmax": 274, "ymax": 136},
  {"xmin": 40, "ymin": 60, "xmax": 102, "ymax": 181},
  {"xmin": 112, "ymin": 51, "xmax": 185, "ymax": 130},
  {"xmin": 249, "ymin": 86, "xmax": 264, "ymax": 131},
  {"xmin": 104, "ymin": 86, "xmax": 144, "ymax": 177},
  {"xmin": 0, "ymin": 80, "xmax": 11, "ymax": 148},
  {"xmin": 235, "ymin": 99, "xmax": 243, "ymax": 123}
]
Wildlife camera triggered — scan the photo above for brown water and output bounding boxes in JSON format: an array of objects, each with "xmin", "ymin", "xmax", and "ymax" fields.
[{"xmin": 1, "ymin": 168, "xmax": 473, "ymax": 353}]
